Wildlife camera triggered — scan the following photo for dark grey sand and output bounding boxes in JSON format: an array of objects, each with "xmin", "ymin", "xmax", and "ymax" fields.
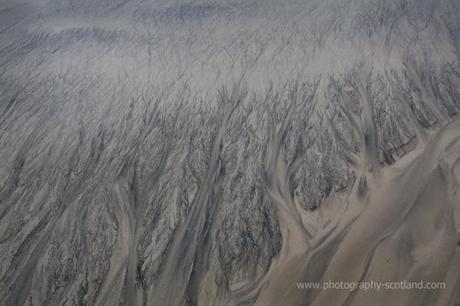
[{"xmin": 0, "ymin": 0, "xmax": 460, "ymax": 305}]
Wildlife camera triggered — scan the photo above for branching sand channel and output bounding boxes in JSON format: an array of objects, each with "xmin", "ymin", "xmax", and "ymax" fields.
[{"xmin": 0, "ymin": 0, "xmax": 460, "ymax": 305}]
